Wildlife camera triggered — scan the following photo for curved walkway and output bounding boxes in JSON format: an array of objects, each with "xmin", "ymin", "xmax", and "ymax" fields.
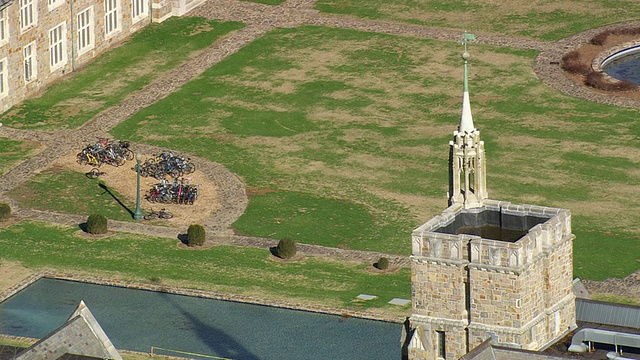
[{"xmin": 2, "ymin": 0, "xmax": 640, "ymax": 271}]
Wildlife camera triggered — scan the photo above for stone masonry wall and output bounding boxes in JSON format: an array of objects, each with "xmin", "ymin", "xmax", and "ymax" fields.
[{"xmin": 411, "ymin": 259, "xmax": 467, "ymax": 321}]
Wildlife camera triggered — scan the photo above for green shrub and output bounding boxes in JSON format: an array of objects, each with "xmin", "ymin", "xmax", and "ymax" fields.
[
  {"xmin": 187, "ymin": 224, "xmax": 206, "ymax": 246},
  {"xmin": 86, "ymin": 214, "xmax": 108, "ymax": 235},
  {"xmin": 0, "ymin": 203, "xmax": 11, "ymax": 221},
  {"xmin": 276, "ymin": 238, "xmax": 297, "ymax": 259},
  {"xmin": 376, "ymin": 257, "xmax": 389, "ymax": 270}
]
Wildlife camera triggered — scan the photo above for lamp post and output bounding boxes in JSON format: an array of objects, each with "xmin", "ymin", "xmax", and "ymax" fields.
[{"xmin": 134, "ymin": 151, "xmax": 143, "ymax": 220}]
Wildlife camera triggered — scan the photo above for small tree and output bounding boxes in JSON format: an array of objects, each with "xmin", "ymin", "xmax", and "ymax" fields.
[
  {"xmin": 86, "ymin": 214, "xmax": 108, "ymax": 235},
  {"xmin": 187, "ymin": 224, "xmax": 206, "ymax": 246},
  {"xmin": 0, "ymin": 203, "xmax": 11, "ymax": 222},
  {"xmin": 276, "ymin": 238, "xmax": 297, "ymax": 259},
  {"xmin": 376, "ymin": 257, "xmax": 389, "ymax": 270}
]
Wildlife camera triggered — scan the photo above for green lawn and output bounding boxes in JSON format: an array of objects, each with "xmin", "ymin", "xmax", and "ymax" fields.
[
  {"xmin": 0, "ymin": 221, "xmax": 411, "ymax": 313},
  {"xmin": 0, "ymin": 17, "xmax": 244, "ymax": 130},
  {"xmin": 0, "ymin": 138, "xmax": 38, "ymax": 176},
  {"xmin": 9, "ymin": 169, "xmax": 137, "ymax": 222},
  {"xmin": 2, "ymin": 15, "xmax": 639, "ymax": 285},
  {"xmin": 107, "ymin": 25, "xmax": 640, "ymax": 279},
  {"xmin": 314, "ymin": 0, "xmax": 640, "ymax": 41}
]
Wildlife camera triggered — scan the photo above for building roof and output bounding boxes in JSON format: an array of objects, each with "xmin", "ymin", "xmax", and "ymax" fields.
[{"xmin": 14, "ymin": 301, "xmax": 122, "ymax": 360}]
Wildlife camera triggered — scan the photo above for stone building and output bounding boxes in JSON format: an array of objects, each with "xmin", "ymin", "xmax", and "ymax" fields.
[
  {"xmin": 406, "ymin": 40, "xmax": 577, "ymax": 359},
  {"xmin": 0, "ymin": 0, "xmax": 204, "ymax": 114}
]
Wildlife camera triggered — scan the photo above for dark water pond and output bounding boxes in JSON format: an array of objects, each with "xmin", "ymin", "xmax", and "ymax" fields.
[
  {"xmin": 603, "ymin": 51, "xmax": 640, "ymax": 85},
  {"xmin": 0, "ymin": 278, "xmax": 401, "ymax": 360}
]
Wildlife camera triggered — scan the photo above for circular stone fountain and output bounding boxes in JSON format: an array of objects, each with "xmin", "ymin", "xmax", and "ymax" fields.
[{"xmin": 595, "ymin": 42, "xmax": 640, "ymax": 85}]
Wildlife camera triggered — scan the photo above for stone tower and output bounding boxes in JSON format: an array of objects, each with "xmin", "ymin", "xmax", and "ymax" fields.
[{"xmin": 406, "ymin": 35, "xmax": 576, "ymax": 360}]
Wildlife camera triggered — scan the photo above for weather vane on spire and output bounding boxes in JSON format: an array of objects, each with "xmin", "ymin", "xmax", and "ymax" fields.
[{"xmin": 461, "ymin": 31, "xmax": 476, "ymax": 55}]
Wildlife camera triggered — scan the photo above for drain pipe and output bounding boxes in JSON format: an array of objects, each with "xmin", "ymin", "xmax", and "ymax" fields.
[{"xmin": 69, "ymin": 0, "xmax": 75, "ymax": 71}]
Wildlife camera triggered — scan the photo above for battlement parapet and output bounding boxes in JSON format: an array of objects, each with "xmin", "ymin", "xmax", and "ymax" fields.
[{"xmin": 412, "ymin": 200, "xmax": 573, "ymax": 272}]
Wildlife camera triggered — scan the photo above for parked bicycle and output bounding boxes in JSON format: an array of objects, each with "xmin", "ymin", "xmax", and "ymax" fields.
[
  {"xmin": 143, "ymin": 208, "xmax": 174, "ymax": 220},
  {"xmin": 136, "ymin": 151, "xmax": 196, "ymax": 180},
  {"xmin": 77, "ymin": 138, "xmax": 133, "ymax": 168},
  {"xmin": 86, "ymin": 168, "xmax": 106, "ymax": 179},
  {"xmin": 146, "ymin": 178, "xmax": 199, "ymax": 205}
]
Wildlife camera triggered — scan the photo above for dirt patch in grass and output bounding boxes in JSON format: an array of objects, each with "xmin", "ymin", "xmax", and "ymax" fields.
[{"xmin": 53, "ymin": 153, "xmax": 220, "ymax": 228}]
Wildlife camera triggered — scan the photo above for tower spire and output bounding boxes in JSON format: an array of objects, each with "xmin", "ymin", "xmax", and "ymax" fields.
[
  {"xmin": 459, "ymin": 31, "xmax": 476, "ymax": 134},
  {"xmin": 449, "ymin": 31, "xmax": 487, "ymax": 208}
]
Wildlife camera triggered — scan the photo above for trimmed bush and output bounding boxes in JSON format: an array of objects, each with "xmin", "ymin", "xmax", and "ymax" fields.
[
  {"xmin": 585, "ymin": 72, "xmax": 637, "ymax": 91},
  {"xmin": 0, "ymin": 203, "xmax": 11, "ymax": 221},
  {"xmin": 187, "ymin": 224, "xmax": 206, "ymax": 246},
  {"xmin": 86, "ymin": 214, "xmax": 108, "ymax": 235},
  {"xmin": 276, "ymin": 238, "xmax": 297, "ymax": 259},
  {"xmin": 561, "ymin": 51, "xmax": 591, "ymax": 76},
  {"xmin": 376, "ymin": 257, "xmax": 389, "ymax": 270}
]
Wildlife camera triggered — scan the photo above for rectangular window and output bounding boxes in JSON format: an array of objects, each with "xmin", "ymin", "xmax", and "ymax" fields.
[
  {"xmin": 20, "ymin": 0, "xmax": 37, "ymax": 30},
  {"xmin": 104, "ymin": 0, "xmax": 120, "ymax": 37},
  {"xmin": 23, "ymin": 42, "xmax": 37, "ymax": 83},
  {"xmin": 49, "ymin": 22, "xmax": 67, "ymax": 70},
  {"xmin": 76, "ymin": 7, "xmax": 94, "ymax": 55},
  {"xmin": 48, "ymin": 0, "xmax": 64, "ymax": 11},
  {"xmin": 436, "ymin": 330, "xmax": 446, "ymax": 359},
  {"xmin": 0, "ymin": 58, "xmax": 8, "ymax": 98},
  {"xmin": 131, "ymin": 0, "xmax": 147, "ymax": 23},
  {"xmin": 0, "ymin": 9, "xmax": 7, "ymax": 45}
]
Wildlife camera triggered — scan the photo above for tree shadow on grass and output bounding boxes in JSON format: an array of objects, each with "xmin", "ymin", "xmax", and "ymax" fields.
[{"xmin": 99, "ymin": 183, "xmax": 133, "ymax": 218}]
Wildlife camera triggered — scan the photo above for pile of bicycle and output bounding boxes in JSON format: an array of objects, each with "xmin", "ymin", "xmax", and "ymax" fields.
[
  {"xmin": 138, "ymin": 151, "xmax": 195, "ymax": 180},
  {"xmin": 77, "ymin": 138, "xmax": 133, "ymax": 167},
  {"xmin": 146, "ymin": 178, "xmax": 199, "ymax": 205}
]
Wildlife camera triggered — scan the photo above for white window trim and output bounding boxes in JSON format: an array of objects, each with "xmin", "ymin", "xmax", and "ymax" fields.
[
  {"xmin": 104, "ymin": 0, "xmax": 120, "ymax": 38},
  {"xmin": 48, "ymin": 0, "xmax": 64, "ymax": 11},
  {"xmin": 131, "ymin": 0, "xmax": 147, "ymax": 24},
  {"xmin": 19, "ymin": 0, "xmax": 38, "ymax": 31},
  {"xmin": 0, "ymin": 57, "xmax": 8, "ymax": 99},
  {"xmin": 0, "ymin": 9, "xmax": 8, "ymax": 47},
  {"xmin": 49, "ymin": 22, "xmax": 67, "ymax": 71},
  {"xmin": 76, "ymin": 7, "xmax": 94, "ymax": 56},
  {"xmin": 23, "ymin": 42, "xmax": 37, "ymax": 84}
]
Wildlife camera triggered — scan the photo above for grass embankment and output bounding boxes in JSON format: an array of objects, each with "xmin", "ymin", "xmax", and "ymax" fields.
[
  {"xmin": 0, "ymin": 17, "xmax": 244, "ymax": 130},
  {"xmin": 0, "ymin": 221, "xmax": 411, "ymax": 313},
  {"xmin": 314, "ymin": 0, "xmax": 640, "ymax": 41}
]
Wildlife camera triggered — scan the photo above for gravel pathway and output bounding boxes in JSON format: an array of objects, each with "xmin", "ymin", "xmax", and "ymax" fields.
[{"xmin": 1, "ymin": 0, "xmax": 639, "ymax": 271}]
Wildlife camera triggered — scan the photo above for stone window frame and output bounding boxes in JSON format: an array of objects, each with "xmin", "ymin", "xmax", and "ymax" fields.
[
  {"xmin": 76, "ymin": 7, "xmax": 94, "ymax": 56},
  {"xmin": 49, "ymin": 22, "xmax": 67, "ymax": 71},
  {"xmin": 48, "ymin": 0, "xmax": 64, "ymax": 11},
  {"xmin": 0, "ymin": 57, "xmax": 8, "ymax": 98},
  {"xmin": 436, "ymin": 330, "xmax": 446, "ymax": 359},
  {"xmin": 23, "ymin": 41, "xmax": 37, "ymax": 83},
  {"xmin": 20, "ymin": 0, "xmax": 38, "ymax": 32},
  {"xmin": 131, "ymin": 0, "xmax": 147, "ymax": 24},
  {"xmin": 104, "ymin": 0, "xmax": 120, "ymax": 38},
  {"xmin": 0, "ymin": 9, "xmax": 8, "ymax": 47}
]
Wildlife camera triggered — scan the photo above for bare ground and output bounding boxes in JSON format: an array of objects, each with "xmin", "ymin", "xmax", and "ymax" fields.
[{"xmin": 53, "ymin": 152, "xmax": 221, "ymax": 228}]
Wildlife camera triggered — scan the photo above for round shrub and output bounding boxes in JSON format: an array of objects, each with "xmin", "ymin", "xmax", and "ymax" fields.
[
  {"xmin": 86, "ymin": 214, "xmax": 108, "ymax": 235},
  {"xmin": 187, "ymin": 224, "xmax": 206, "ymax": 246},
  {"xmin": 376, "ymin": 257, "xmax": 389, "ymax": 270},
  {"xmin": 276, "ymin": 238, "xmax": 297, "ymax": 259},
  {"xmin": 0, "ymin": 203, "xmax": 11, "ymax": 221}
]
